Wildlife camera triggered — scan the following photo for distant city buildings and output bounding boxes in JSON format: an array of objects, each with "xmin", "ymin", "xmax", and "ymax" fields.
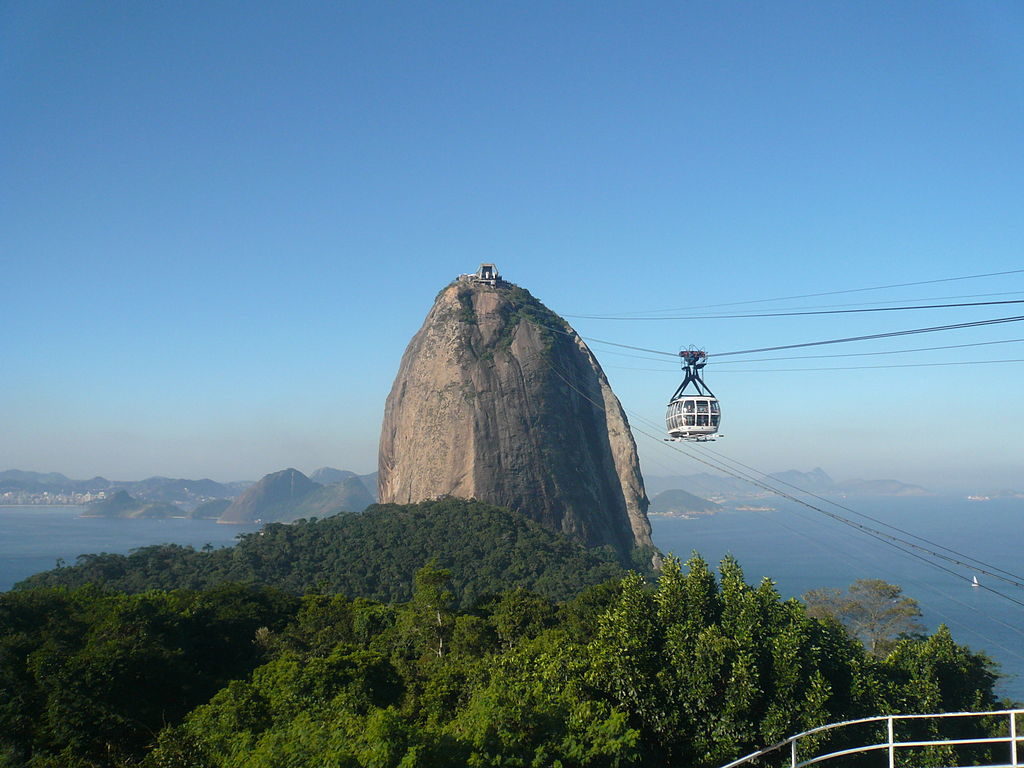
[{"xmin": 0, "ymin": 490, "xmax": 108, "ymax": 505}]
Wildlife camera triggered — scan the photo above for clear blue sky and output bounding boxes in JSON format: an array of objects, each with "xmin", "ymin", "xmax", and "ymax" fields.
[{"xmin": 3, "ymin": 2, "xmax": 1022, "ymax": 490}]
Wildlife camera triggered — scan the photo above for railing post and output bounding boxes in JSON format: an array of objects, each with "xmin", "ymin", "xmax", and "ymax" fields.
[
  {"xmin": 1012, "ymin": 711, "xmax": 1018, "ymax": 768},
  {"xmin": 791, "ymin": 736, "xmax": 797, "ymax": 768},
  {"xmin": 888, "ymin": 716, "xmax": 895, "ymax": 768}
]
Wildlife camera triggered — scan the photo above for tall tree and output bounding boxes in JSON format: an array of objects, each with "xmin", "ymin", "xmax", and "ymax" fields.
[{"xmin": 804, "ymin": 579, "xmax": 924, "ymax": 656}]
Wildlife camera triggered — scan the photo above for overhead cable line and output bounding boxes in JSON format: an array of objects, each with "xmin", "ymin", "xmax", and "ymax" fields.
[
  {"xmin": 640, "ymin": 434, "xmax": 1024, "ymax": 653},
  {"xmin": 548, "ymin": 313, "xmax": 1024, "ymax": 360},
  {"xmin": 712, "ymin": 314, "xmax": 1024, "ymax": 357},
  {"xmin": 612, "ymin": 358, "xmax": 1024, "ymax": 374},
  {"xmin": 592, "ymin": 337, "xmax": 1024, "ymax": 368},
  {"xmin": 541, "ymin": 351, "xmax": 1024, "ymax": 604},
  {"xmin": 648, "ymin": 434, "xmax": 1024, "ymax": 608},
  {"xmin": 571, "ymin": 267, "xmax": 1024, "ymax": 316},
  {"xmin": 567, "ymin": 298, "xmax": 1024, "ymax": 321},
  {"xmin": 712, "ymin": 337, "xmax": 1024, "ymax": 364},
  {"xmin": 698, "ymin": 443, "xmax": 1024, "ymax": 587},
  {"xmin": 606, "ymin": 360, "xmax": 1024, "ymax": 374},
  {"xmin": 734, "ymin": 503, "xmax": 1024, "ymax": 655},
  {"xmin": 573, "ymin": 289, "xmax": 1024, "ymax": 318},
  {"xmin": 717, "ymin": 358, "xmax": 1024, "ymax": 372},
  {"xmin": 623, "ymin": 405, "xmax": 1024, "ymax": 592}
]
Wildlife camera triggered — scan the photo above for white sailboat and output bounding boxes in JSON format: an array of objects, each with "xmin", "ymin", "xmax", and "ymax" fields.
[{"xmin": 971, "ymin": 575, "xmax": 980, "ymax": 588}]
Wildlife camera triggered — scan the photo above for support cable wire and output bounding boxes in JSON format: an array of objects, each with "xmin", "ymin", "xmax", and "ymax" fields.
[
  {"xmin": 697, "ymin": 442, "xmax": 1024, "ymax": 587},
  {"xmin": 567, "ymin": 297, "xmax": 1024, "ymax": 321},
  {"xmin": 712, "ymin": 314, "xmax": 1024, "ymax": 357},
  {"xmin": 522, "ymin": 308, "xmax": 1024, "ymax": 647},
  {"xmin": 530, "ymin": 313, "xmax": 1024, "ymax": 360},
  {"xmin": 571, "ymin": 267, "xmax": 1024, "ymax": 316},
  {"xmin": 639, "ymin": 429, "xmax": 1024, "ymax": 654},
  {"xmin": 713, "ymin": 337, "xmax": 1024, "ymax": 365},
  {"xmin": 625, "ymin": 407, "xmax": 1024, "ymax": 591},
  {"xmin": 649, "ymin": 427, "xmax": 1024, "ymax": 610},
  {"xmin": 568, "ymin": 289, "xmax": 1024, "ymax": 319},
  {"xmin": 611, "ymin": 358, "xmax": 1024, "ymax": 374},
  {"xmin": 622, "ymin": 411, "xmax": 1024, "ymax": 593},
  {"xmin": 537, "ymin": 351, "xmax": 1024, "ymax": 612},
  {"xmin": 732, "ymin": 499, "xmax": 1024, "ymax": 654},
  {"xmin": 516, "ymin": 304, "xmax": 1024, "ymax": 604},
  {"xmin": 687, "ymin": 445, "xmax": 1024, "ymax": 647},
  {"xmin": 588, "ymin": 337, "xmax": 1024, "ymax": 368}
]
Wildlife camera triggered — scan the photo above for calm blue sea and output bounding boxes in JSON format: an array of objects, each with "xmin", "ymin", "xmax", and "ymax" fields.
[
  {"xmin": 0, "ymin": 506, "xmax": 257, "ymax": 591},
  {"xmin": 650, "ymin": 496, "xmax": 1024, "ymax": 704},
  {"xmin": 2, "ymin": 500, "xmax": 1021, "ymax": 702}
]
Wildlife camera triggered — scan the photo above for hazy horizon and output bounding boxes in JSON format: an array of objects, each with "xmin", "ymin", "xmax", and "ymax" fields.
[{"xmin": 2, "ymin": 460, "xmax": 1015, "ymax": 497}]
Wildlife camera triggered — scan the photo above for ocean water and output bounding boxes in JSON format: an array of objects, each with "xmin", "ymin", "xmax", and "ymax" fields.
[
  {"xmin": 0, "ymin": 506, "xmax": 257, "ymax": 591},
  {"xmin": 650, "ymin": 496, "xmax": 1024, "ymax": 704}
]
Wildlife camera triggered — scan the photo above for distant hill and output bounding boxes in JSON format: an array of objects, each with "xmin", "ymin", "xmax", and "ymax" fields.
[
  {"xmin": 288, "ymin": 476, "xmax": 375, "ymax": 518},
  {"xmin": 219, "ymin": 468, "xmax": 374, "ymax": 524},
  {"xmin": 219, "ymin": 468, "xmax": 321, "ymax": 524},
  {"xmin": 768, "ymin": 467, "xmax": 835, "ymax": 493},
  {"xmin": 83, "ymin": 490, "xmax": 182, "ymax": 519},
  {"xmin": 359, "ymin": 471, "xmax": 379, "ymax": 501},
  {"xmin": 17, "ymin": 499, "xmax": 628, "ymax": 606},
  {"xmin": 990, "ymin": 489, "xmax": 1024, "ymax": 499},
  {"xmin": 188, "ymin": 498, "xmax": 231, "ymax": 519},
  {"xmin": 111, "ymin": 476, "xmax": 237, "ymax": 504},
  {"xmin": 838, "ymin": 478, "xmax": 932, "ymax": 496},
  {"xmin": 648, "ymin": 489, "xmax": 721, "ymax": 517},
  {"xmin": 644, "ymin": 472, "xmax": 759, "ymax": 498},
  {"xmin": 309, "ymin": 467, "xmax": 357, "ymax": 484},
  {"xmin": 309, "ymin": 467, "xmax": 379, "ymax": 504}
]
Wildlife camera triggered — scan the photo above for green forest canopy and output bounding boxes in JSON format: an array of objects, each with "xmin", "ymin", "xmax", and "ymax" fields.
[
  {"xmin": 16, "ymin": 499, "xmax": 633, "ymax": 607},
  {"xmin": 0, "ymin": 552, "xmax": 1003, "ymax": 768}
]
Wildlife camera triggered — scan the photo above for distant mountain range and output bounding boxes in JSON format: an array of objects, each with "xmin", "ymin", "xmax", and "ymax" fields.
[
  {"xmin": 6, "ymin": 467, "xmax": 1018, "ymax": 523},
  {"xmin": 644, "ymin": 467, "xmax": 935, "ymax": 501},
  {"xmin": 1, "ymin": 467, "xmax": 379, "ymax": 514},
  {"xmin": 0, "ymin": 470, "xmax": 248, "ymax": 505}
]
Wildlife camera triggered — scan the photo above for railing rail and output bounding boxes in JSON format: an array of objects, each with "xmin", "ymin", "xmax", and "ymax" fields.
[{"xmin": 719, "ymin": 708, "xmax": 1024, "ymax": 768}]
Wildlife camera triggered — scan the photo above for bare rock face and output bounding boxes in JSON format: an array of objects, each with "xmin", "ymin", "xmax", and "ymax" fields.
[{"xmin": 378, "ymin": 279, "xmax": 654, "ymax": 562}]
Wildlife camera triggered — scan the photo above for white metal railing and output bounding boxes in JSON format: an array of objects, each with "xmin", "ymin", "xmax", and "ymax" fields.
[{"xmin": 719, "ymin": 709, "xmax": 1024, "ymax": 768}]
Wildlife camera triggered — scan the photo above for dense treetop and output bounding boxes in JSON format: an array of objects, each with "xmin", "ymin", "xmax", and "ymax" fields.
[{"xmin": 16, "ymin": 499, "xmax": 629, "ymax": 606}]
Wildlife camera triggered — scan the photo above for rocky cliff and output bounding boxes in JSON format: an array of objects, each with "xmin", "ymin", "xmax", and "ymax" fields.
[{"xmin": 378, "ymin": 278, "xmax": 653, "ymax": 562}]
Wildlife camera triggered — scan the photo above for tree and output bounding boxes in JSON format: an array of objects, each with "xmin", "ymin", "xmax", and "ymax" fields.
[
  {"xmin": 408, "ymin": 561, "xmax": 455, "ymax": 659},
  {"xmin": 804, "ymin": 578, "xmax": 924, "ymax": 656}
]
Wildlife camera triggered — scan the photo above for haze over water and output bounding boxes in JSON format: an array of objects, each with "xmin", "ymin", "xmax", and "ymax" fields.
[{"xmin": 0, "ymin": 506, "xmax": 256, "ymax": 591}]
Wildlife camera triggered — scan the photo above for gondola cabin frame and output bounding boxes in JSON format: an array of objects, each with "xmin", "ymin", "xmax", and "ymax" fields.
[{"xmin": 665, "ymin": 348, "xmax": 722, "ymax": 441}]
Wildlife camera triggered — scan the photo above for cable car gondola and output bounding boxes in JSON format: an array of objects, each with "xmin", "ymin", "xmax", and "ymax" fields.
[{"xmin": 666, "ymin": 348, "xmax": 721, "ymax": 441}]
